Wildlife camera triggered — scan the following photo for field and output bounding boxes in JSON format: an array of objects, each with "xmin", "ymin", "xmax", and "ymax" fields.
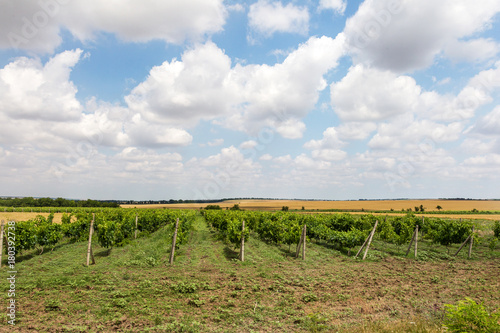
[
  {"xmin": 0, "ymin": 212, "xmax": 64, "ymax": 224},
  {"xmin": 122, "ymin": 199, "xmax": 500, "ymax": 212},
  {"xmin": 1, "ymin": 207, "xmax": 500, "ymax": 332}
]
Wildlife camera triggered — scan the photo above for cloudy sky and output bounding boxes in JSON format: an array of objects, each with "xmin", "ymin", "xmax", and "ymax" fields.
[{"xmin": 0, "ymin": 0, "xmax": 499, "ymax": 201}]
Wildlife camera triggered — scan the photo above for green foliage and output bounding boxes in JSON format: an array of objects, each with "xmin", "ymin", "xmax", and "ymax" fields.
[
  {"xmin": 35, "ymin": 216, "xmax": 62, "ymax": 251},
  {"xmin": 229, "ymin": 204, "xmax": 241, "ymax": 211},
  {"xmin": 12, "ymin": 220, "xmax": 37, "ymax": 255},
  {"xmin": 13, "ymin": 208, "xmax": 195, "ymax": 255},
  {"xmin": 302, "ymin": 293, "xmax": 318, "ymax": 303},
  {"xmin": 204, "ymin": 205, "xmax": 222, "ymax": 210},
  {"xmin": 493, "ymin": 221, "xmax": 500, "ymax": 239},
  {"xmin": 0, "ymin": 196, "xmax": 119, "ymax": 208},
  {"xmin": 444, "ymin": 298, "xmax": 500, "ymax": 333},
  {"xmin": 171, "ymin": 282, "xmax": 199, "ymax": 294},
  {"xmin": 426, "ymin": 219, "xmax": 473, "ymax": 247}
]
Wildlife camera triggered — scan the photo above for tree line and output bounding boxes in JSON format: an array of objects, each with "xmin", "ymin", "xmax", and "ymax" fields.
[{"xmin": 0, "ymin": 197, "xmax": 119, "ymax": 208}]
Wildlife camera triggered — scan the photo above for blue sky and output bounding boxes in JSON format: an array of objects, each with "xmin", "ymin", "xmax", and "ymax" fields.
[{"xmin": 0, "ymin": 0, "xmax": 499, "ymax": 201}]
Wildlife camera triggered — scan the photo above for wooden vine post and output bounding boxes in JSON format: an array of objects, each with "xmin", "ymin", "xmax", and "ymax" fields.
[
  {"xmin": 295, "ymin": 228, "xmax": 303, "ymax": 258},
  {"xmin": 302, "ymin": 225, "xmax": 306, "ymax": 260},
  {"xmin": 169, "ymin": 218, "xmax": 180, "ymax": 265},
  {"xmin": 414, "ymin": 225, "xmax": 418, "ymax": 258},
  {"xmin": 296, "ymin": 225, "xmax": 306, "ymax": 260},
  {"xmin": 86, "ymin": 213, "xmax": 96, "ymax": 266},
  {"xmin": 356, "ymin": 220, "xmax": 378, "ymax": 260},
  {"xmin": 0, "ymin": 220, "xmax": 4, "ymax": 268},
  {"xmin": 239, "ymin": 220, "xmax": 245, "ymax": 262},
  {"xmin": 454, "ymin": 226, "xmax": 475, "ymax": 258},
  {"xmin": 468, "ymin": 226, "xmax": 474, "ymax": 259},
  {"xmin": 134, "ymin": 213, "xmax": 138, "ymax": 239},
  {"xmin": 405, "ymin": 225, "xmax": 419, "ymax": 258}
]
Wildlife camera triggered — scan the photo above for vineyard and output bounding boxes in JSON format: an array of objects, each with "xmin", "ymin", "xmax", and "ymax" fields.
[
  {"xmin": 202, "ymin": 210, "xmax": 491, "ymax": 259},
  {"xmin": 1, "ymin": 207, "xmax": 500, "ymax": 332},
  {"xmin": 5, "ymin": 208, "xmax": 196, "ymax": 258}
]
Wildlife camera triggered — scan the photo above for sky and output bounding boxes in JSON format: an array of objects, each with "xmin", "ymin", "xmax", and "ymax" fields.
[{"xmin": 0, "ymin": 0, "xmax": 499, "ymax": 201}]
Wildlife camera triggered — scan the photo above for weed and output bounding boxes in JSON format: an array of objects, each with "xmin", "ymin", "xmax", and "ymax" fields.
[
  {"xmin": 171, "ymin": 282, "xmax": 198, "ymax": 294},
  {"xmin": 44, "ymin": 299, "xmax": 61, "ymax": 311},
  {"xmin": 444, "ymin": 297, "xmax": 500, "ymax": 333},
  {"xmin": 302, "ymin": 293, "xmax": 318, "ymax": 303}
]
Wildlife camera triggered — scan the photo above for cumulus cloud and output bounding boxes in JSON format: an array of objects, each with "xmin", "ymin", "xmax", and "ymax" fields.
[
  {"xmin": 125, "ymin": 42, "xmax": 233, "ymax": 127},
  {"xmin": 0, "ymin": 0, "xmax": 227, "ymax": 53},
  {"xmin": 318, "ymin": 0, "xmax": 347, "ymax": 15},
  {"xmin": 304, "ymin": 127, "xmax": 347, "ymax": 162},
  {"xmin": 444, "ymin": 38, "xmax": 500, "ymax": 63},
  {"xmin": 471, "ymin": 106, "xmax": 500, "ymax": 136},
  {"xmin": 331, "ymin": 64, "xmax": 420, "ymax": 121},
  {"xmin": 248, "ymin": 0, "xmax": 309, "ymax": 38},
  {"xmin": 331, "ymin": 62, "xmax": 500, "ymax": 127},
  {"xmin": 344, "ymin": 0, "xmax": 500, "ymax": 72},
  {"xmin": 0, "ymin": 49, "xmax": 83, "ymax": 121},
  {"xmin": 129, "ymin": 35, "xmax": 345, "ymax": 138}
]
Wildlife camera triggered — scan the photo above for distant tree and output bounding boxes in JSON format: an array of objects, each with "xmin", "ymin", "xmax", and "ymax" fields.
[
  {"xmin": 282, "ymin": 206, "xmax": 289, "ymax": 212},
  {"xmin": 204, "ymin": 205, "xmax": 222, "ymax": 210},
  {"xmin": 414, "ymin": 206, "xmax": 420, "ymax": 212},
  {"xmin": 230, "ymin": 204, "xmax": 241, "ymax": 211},
  {"xmin": 420, "ymin": 204, "xmax": 425, "ymax": 212},
  {"xmin": 301, "ymin": 206, "xmax": 305, "ymax": 210},
  {"xmin": 436, "ymin": 205, "xmax": 442, "ymax": 211}
]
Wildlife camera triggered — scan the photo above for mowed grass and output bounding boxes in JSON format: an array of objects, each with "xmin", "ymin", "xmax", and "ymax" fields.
[{"xmin": 1, "ymin": 213, "xmax": 499, "ymax": 332}]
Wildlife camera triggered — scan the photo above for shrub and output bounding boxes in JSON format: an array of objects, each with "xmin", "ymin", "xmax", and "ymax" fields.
[
  {"xmin": 204, "ymin": 205, "xmax": 222, "ymax": 210},
  {"xmin": 493, "ymin": 221, "xmax": 500, "ymax": 239},
  {"xmin": 443, "ymin": 297, "xmax": 500, "ymax": 333}
]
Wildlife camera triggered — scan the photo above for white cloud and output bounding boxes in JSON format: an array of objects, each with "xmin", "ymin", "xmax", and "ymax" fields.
[
  {"xmin": 336, "ymin": 122, "xmax": 377, "ymax": 140},
  {"xmin": 304, "ymin": 127, "xmax": 347, "ymax": 162},
  {"xmin": 463, "ymin": 153, "xmax": 500, "ymax": 166},
  {"xmin": 114, "ymin": 147, "xmax": 183, "ymax": 174},
  {"xmin": 318, "ymin": 0, "xmax": 347, "ymax": 15},
  {"xmin": 239, "ymin": 140, "xmax": 258, "ymax": 149},
  {"xmin": 444, "ymin": 38, "xmax": 499, "ymax": 63},
  {"xmin": 275, "ymin": 118, "xmax": 306, "ymax": 139},
  {"xmin": 129, "ymin": 35, "xmax": 345, "ymax": 138},
  {"xmin": 331, "ymin": 64, "xmax": 420, "ymax": 121},
  {"xmin": 248, "ymin": 0, "xmax": 309, "ymax": 37},
  {"xmin": 0, "ymin": 49, "xmax": 83, "ymax": 121},
  {"xmin": 469, "ymin": 106, "xmax": 500, "ymax": 138},
  {"xmin": 344, "ymin": 0, "xmax": 500, "ymax": 72},
  {"xmin": 0, "ymin": 0, "xmax": 227, "ymax": 53},
  {"xmin": 125, "ymin": 42, "xmax": 233, "ymax": 127},
  {"xmin": 207, "ymin": 138, "xmax": 225, "ymax": 147},
  {"xmin": 259, "ymin": 153, "xmax": 273, "ymax": 161},
  {"xmin": 223, "ymin": 35, "xmax": 346, "ymax": 137},
  {"xmin": 311, "ymin": 149, "xmax": 347, "ymax": 161},
  {"xmin": 304, "ymin": 127, "xmax": 345, "ymax": 150},
  {"xmin": 295, "ymin": 153, "xmax": 331, "ymax": 170},
  {"xmin": 274, "ymin": 155, "xmax": 292, "ymax": 164},
  {"xmin": 460, "ymin": 138, "xmax": 497, "ymax": 155}
]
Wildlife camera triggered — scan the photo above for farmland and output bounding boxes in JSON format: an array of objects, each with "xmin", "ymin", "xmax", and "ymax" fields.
[
  {"xmin": 122, "ymin": 198, "xmax": 500, "ymax": 212},
  {"xmin": 1, "ymin": 204, "xmax": 499, "ymax": 332}
]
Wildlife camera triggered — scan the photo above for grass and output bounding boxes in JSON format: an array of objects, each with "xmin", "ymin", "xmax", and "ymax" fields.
[{"xmin": 1, "ymin": 213, "xmax": 499, "ymax": 332}]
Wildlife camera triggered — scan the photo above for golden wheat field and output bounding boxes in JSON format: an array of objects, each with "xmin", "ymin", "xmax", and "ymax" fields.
[
  {"xmin": 122, "ymin": 199, "xmax": 500, "ymax": 211},
  {"xmin": 0, "ymin": 212, "xmax": 64, "ymax": 224}
]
